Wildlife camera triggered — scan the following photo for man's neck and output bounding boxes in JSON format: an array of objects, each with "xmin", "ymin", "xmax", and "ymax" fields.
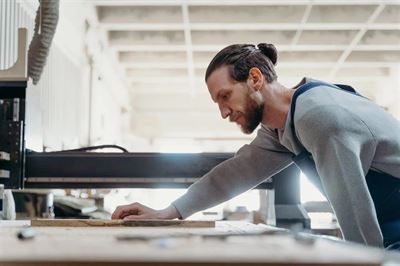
[{"xmin": 260, "ymin": 80, "xmax": 294, "ymax": 129}]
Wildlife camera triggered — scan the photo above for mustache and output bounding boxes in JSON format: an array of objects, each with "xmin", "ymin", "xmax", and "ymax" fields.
[{"xmin": 229, "ymin": 112, "xmax": 241, "ymax": 122}]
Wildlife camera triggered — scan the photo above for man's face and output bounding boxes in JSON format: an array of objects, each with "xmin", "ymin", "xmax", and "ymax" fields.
[{"xmin": 206, "ymin": 66, "xmax": 264, "ymax": 134}]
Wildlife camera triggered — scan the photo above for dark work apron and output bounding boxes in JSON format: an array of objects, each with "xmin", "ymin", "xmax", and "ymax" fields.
[{"xmin": 290, "ymin": 81, "xmax": 400, "ymax": 250}]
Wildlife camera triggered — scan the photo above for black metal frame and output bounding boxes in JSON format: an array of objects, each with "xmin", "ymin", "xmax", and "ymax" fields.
[
  {"xmin": 0, "ymin": 81, "xmax": 26, "ymax": 189},
  {"xmin": 25, "ymin": 151, "xmax": 240, "ymax": 188}
]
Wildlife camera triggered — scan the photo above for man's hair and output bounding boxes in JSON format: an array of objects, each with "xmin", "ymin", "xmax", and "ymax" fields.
[{"xmin": 205, "ymin": 43, "xmax": 278, "ymax": 83}]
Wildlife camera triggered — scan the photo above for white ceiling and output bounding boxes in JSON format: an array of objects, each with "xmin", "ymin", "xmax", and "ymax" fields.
[{"xmin": 90, "ymin": 0, "xmax": 400, "ymax": 151}]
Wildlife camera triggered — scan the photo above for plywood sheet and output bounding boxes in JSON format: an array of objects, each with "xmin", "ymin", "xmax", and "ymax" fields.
[{"xmin": 31, "ymin": 219, "xmax": 215, "ymax": 228}]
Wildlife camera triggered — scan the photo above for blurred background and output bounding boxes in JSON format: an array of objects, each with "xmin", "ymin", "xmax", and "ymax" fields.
[{"xmin": 0, "ymin": 0, "xmax": 399, "ymax": 227}]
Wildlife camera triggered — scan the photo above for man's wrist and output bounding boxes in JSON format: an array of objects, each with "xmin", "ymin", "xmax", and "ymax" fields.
[{"xmin": 159, "ymin": 204, "xmax": 181, "ymax": 219}]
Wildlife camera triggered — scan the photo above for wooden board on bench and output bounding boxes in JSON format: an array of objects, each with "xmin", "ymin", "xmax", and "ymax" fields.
[{"xmin": 31, "ymin": 219, "xmax": 215, "ymax": 228}]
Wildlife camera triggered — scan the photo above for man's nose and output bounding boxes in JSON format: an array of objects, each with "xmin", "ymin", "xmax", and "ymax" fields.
[{"xmin": 219, "ymin": 105, "xmax": 231, "ymax": 119}]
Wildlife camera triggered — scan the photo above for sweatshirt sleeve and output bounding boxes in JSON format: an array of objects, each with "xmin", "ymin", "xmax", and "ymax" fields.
[
  {"xmin": 296, "ymin": 105, "xmax": 383, "ymax": 247},
  {"xmin": 172, "ymin": 127, "xmax": 293, "ymax": 219}
]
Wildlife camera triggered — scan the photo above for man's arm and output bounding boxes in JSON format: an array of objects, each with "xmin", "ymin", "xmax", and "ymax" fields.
[
  {"xmin": 113, "ymin": 127, "xmax": 292, "ymax": 220},
  {"xmin": 296, "ymin": 105, "xmax": 383, "ymax": 247},
  {"xmin": 172, "ymin": 128, "xmax": 293, "ymax": 219}
]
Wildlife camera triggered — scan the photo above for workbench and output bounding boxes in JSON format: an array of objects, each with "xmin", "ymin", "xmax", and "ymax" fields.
[{"xmin": 1, "ymin": 220, "xmax": 398, "ymax": 266}]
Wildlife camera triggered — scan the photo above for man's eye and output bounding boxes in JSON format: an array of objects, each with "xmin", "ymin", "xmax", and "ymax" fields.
[{"xmin": 222, "ymin": 94, "xmax": 229, "ymax": 100}]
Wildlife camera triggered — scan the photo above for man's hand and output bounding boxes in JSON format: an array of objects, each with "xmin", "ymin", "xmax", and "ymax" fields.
[{"xmin": 111, "ymin": 202, "xmax": 181, "ymax": 220}]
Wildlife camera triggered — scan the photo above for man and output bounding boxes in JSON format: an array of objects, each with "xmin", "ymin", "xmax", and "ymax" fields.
[{"xmin": 112, "ymin": 43, "xmax": 400, "ymax": 250}]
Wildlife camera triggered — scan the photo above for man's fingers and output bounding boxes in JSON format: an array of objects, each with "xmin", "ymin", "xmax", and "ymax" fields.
[
  {"xmin": 112, "ymin": 205, "xmax": 128, "ymax": 219},
  {"xmin": 112, "ymin": 203, "xmax": 142, "ymax": 219},
  {"xmin": 122, "ymin": 214, "xmax": 149, "ymax": 220}
]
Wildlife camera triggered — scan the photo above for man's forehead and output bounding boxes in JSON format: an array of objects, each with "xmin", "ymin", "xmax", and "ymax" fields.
[
  {"xmin": 207, "ymin": 66, "xmax": 232, "ymax": 100},
  {"xmin": 210, "ymin": 65, "xmax": 230, "ymax": 80},
  {"xmin": 207, "ymin": 66, "xmax": 232, "ymax": 90}
]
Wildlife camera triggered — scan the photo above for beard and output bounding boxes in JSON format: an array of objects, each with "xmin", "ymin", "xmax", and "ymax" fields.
[{"xmin": 240, "ymin": 94, "xmax": 264, "ymax": 134}]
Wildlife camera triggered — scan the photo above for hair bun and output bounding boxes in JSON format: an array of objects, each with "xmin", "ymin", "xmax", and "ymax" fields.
[{"xmin": 257, "ymin": 43, "xmax": 278, "ymax": 65}]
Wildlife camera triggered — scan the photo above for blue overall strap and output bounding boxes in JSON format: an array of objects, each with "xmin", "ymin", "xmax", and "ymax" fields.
[
  {"xmin": 290, "ymin": 81, "xmax": 360, "ymax": 133},
  {"xmin": 290, "ymin": 81, "xmax": 362, "ymax": 198}
]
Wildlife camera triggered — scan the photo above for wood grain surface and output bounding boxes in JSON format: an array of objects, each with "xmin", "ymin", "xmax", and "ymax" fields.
[
  {"xmin": 31, "ymin": 219, "xmax": 215, "ymax": 228},
  {"xmin": 0, "ymin": 221, "xmax": 391, "ymax": 266}
]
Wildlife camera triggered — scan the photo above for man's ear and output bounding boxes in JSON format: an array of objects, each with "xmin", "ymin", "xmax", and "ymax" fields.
[{"xmin": 246, "ymin": 67, "xmax": 263, "ymax": 91}]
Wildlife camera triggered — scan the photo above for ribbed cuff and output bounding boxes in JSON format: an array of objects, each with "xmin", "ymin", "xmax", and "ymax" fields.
[{"xmin": 171, "ymin": 197, "xmax": 195, "ymax": 219}]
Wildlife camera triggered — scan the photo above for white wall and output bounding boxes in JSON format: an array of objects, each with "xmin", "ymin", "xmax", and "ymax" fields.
[{"xmin": 0, "ymin": 0, "xmax": 130, "ymax": 151}]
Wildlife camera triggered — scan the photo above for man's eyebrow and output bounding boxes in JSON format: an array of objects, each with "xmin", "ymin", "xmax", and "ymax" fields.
[
  {"xmin": 211, "ymin": 90, "xmax": 220, "ymax": 103},
  {"xmin": 214, "ymin": 89, "xmax": 227, "ymax": 103}
]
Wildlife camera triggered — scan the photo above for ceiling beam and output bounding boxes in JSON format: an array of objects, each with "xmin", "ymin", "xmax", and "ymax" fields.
[
  {"xmin": 111, "ymin": 44, "xmax": 400, "ymax": 52},
  {"xmin": 99, "ymin": 23, "xmax": 400, "ymax": 31},
  {"xmin": 91, "ymin": 0, "xmax": 400, "ymax": 6},
  {"xmin": 291, "ymin": 3, "xmax": 313, "ymax": 46},
  {"xmin": 121, "ymin": 61, "xmax": 399, "ymax": 69},
  {"xmin": 329, "ymin": 4, "xmax": 386, "ymax": 78},
  {"xmin": 181, "ymin": 3, "xmax": 196, "ymax": 96}
]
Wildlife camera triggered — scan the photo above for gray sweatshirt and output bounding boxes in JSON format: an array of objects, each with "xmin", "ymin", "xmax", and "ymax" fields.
[{"xmin": 172, "ymin": 78, "xmax": 400, "ymax": 248}]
